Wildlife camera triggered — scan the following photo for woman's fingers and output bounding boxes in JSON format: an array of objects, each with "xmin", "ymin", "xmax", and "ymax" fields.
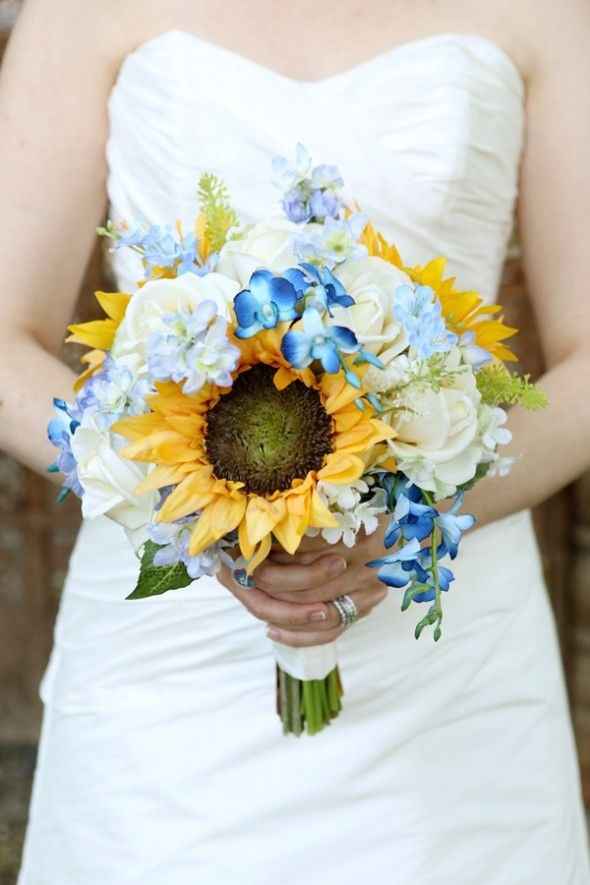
[
  {"xmin": 263, "ymin": 566, "xmax": 380, "ymax": 605},
  {"xmin": 267, "ymin": 585, "xmax": 389, "ymax": 637},
  {"xmin": 254, "ymin": 553, "xmax": 347, "ymax": 593},
  {"xmin": 218, "ymin": 564, "xmax": 330, "ymax": 628},
  {"xmin": 266, "ymin": 586, "xmax": 389, "ymax": 647}
]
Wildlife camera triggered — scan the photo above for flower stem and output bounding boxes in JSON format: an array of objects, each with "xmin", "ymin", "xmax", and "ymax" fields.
[{"xmin": 276, "ymin": 666, "xmax": 343, "ymax": 736}]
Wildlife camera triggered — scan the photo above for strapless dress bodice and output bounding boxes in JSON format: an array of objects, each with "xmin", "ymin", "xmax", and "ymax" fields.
[{"xmin": 106, "ymin": 30, "xmax": 524, "ymax": 301}]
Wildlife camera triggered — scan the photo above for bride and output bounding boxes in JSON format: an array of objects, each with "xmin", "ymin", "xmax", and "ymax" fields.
[{"xmin": 2, "ymin": 0, "xmax": 589, "ymax": 882}]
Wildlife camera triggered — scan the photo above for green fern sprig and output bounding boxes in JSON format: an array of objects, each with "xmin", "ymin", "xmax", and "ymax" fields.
[
  {"xmin": 476, "ymin": 363, "xmax": 548, "ymax": 410},
  {"xmin": 197, "ymin": 172, "xmax": 240, "ymax": 253}
]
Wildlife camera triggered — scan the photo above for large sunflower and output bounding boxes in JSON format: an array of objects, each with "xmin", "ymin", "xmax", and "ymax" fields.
[
  {"xmin": 112, "ymin": 326, "xmax": 394, "ymax": 573},
  {"xmin": 360, "ymin": 223, "xmax": 518, "ymax": 362}
]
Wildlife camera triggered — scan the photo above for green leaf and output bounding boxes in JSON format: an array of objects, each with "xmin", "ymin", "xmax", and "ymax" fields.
[{"xmin": 127, "ymin": 540, "xmax": 193, "ymax": 600}]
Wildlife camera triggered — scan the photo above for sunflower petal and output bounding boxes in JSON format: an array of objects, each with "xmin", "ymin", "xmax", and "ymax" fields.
[
  {"xmin": 317, "ymin": 452, "xmax": 365, "ymax": 484},
  {"xmin": 246, "ymin": 533, "xmax": 272, "ymax": 575},
  {"xmin": 157, "ymin": 467, "xmax": 215, "ymax": 522},
  {"xmin": 189, "ymin": 494, "xmax": 247, "ymax": 556},
  {"xmin": 309, "ymin": 489, "xmax": 338, "ymax": 528}
]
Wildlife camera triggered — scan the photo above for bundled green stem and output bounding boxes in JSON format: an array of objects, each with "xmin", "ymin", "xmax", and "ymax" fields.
[{"xmin": 276, "ymin": 666, "xmax": 343, "ymax": 736}]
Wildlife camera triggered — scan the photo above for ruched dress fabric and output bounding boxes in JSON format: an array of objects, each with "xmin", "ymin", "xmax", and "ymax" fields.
[{"xmin": 19, "ymin": 31, "xmax": 590, "ymax": 884}]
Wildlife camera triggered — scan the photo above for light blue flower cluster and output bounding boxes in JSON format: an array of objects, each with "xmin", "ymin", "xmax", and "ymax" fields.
[
  {"xmin": 147, "ymin": 519, "xmax": 220, "ymax": 580},
  {"xmin": 272, "ymin": 143, "xmax": 345, "ymax": 223},
  {"xmin": 294, "ymin": 214, "xmax": 368, "ymax": 268},
  {"xmin": 148, "ymin": 301, "xmax": 241, "ymax": 393},
  {"xmin": 113, "ymin": 224, "xmax": 217, "ymax": 280},
  {"xmin": 47, "ymin": 399, "xmax": 83, "ymax": 501},
  {"xmin": 75, "ymin": 357, "xmax": 151, "ymax": 430},
  {"xmin": 393, "ymin": 284, "xmax": 457, "ymax": 359}
]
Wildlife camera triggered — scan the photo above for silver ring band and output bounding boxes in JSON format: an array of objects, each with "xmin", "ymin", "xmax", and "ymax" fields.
[{"xmin": 333, "ymin": 594, "xmax": 359, "ymax": 628}]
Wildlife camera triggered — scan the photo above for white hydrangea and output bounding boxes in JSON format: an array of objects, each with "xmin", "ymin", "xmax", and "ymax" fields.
[{"xmin": 306, "ymin": 478, "xmax": 387, "ymax": 547}]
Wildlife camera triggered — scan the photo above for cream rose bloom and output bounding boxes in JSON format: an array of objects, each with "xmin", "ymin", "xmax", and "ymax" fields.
[
  {"xmin": 386, "ymin": 350, "xmax": 482, "ymax": 496},
  {"xmin": 71, "ymin": 411, "xmax": 156, "ymax": 545},
  {"xmin": 112, "ymin": 272, "xmax": 240, "ymax": 362},
  {"xmin": 217, "ymin": 217, "xmax": 317, "ymax": 285},
  {"xmin": 331, "ymin": 256, "xmax": 410, "ymax": 362}
]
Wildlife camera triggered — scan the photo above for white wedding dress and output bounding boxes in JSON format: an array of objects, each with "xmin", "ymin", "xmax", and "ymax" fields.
[{"xmin": 19, "ymin": 31, "xmax": 590, "ymax": 884}]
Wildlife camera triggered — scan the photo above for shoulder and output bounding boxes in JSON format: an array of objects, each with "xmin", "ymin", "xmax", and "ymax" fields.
[
  {"xmin": 6, "ymin": 0, "xmax": 191, "ymax": 83},
  {"xmin": 489, "ymin": 0, "xmax": 590, "ymax": 84}
]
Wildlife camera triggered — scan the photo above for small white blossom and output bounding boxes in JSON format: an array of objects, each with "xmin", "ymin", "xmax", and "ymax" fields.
[{"xmin": 306, "ymin": 479, "xmax": 387, "ymax": 547}]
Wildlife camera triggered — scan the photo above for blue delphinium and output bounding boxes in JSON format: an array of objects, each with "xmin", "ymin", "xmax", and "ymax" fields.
[
  {"xmin": 282, "ymin": 263, "xmax": 354, "ymax": 313},
  {"xmin": 393, "ymin": 284, "xmax": 457, "ymax": 359},
  {"xmin": 233, "ymin": 269, "xmax": 299, "ymax": 338},
  {"xmin": 147, "ymin": 518, "xmax": 220, "ymax": 580},
  {"xmin": 458, "ymin": 331, "xmax": 492, "ymax": 370},
  {"xmin": 148, "ymin": 301, "xmax": 240, "ymax": 393},
  {"xmin": 110, "ymin": 223, "xmax": 216, "ymax": 279},
  {"xmin": 294, "ymin": 214, "xmax": 368, "ymax": 267},
  {"xmin": 76, "ymin": 356, "xmax": 151, "ymax": 430},
  {"xmin": 281, "ymin": 307, "xmax": 359, "ymax": 377},
  {"xmin": 47, "ymin": 399, "xmax": 83, "ymax": 501},
  {"xmin": 272, "ymin": 143, "xmax": 345, "ymax": 224}
]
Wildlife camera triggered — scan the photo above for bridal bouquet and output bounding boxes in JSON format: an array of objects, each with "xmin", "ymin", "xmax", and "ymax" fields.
[{"xmin": 48, "ymin": 144, "xmax": 546, "ymax": 735}]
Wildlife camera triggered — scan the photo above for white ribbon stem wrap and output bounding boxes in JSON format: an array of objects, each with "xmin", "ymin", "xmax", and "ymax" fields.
[{"xmin": 272, "ymin": 640, "xmax": 339, "ymax": 681}]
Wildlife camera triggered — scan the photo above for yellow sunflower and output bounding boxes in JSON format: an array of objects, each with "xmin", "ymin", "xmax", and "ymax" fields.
[
  {"xmin": 360, "ymin": 222, "xmax": 518, "ymax": 362},
  {"xmin": 112, "ymin": 328, "xmax": 394, "ymax": 573},
  {"xmin": 66, "ymin": 290, "xmax": 130, "ymax": 390}
]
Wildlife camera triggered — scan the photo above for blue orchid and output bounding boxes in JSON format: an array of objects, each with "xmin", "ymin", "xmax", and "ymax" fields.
[
  {"xmin": 367, "ymin": 538, "xmax": 428, "ymax": 588},
  {"xmin": 281, "ymin": 307, "xmax": 359, "ymax": 375},
  {"xmin": 383, "ymin": 479, "xmax": 437, "ymax": 547},
  {"xmin": 411, "ymin": 545, "xmax": 456, "ymax": 602},
  {"xmin": 435, "ymin": 492, "xmax": 477, "ymax": 559},
  {"xmin": 368, "ymin": 538, "xmax": 455, "ymax": 602},
  {"xmin": 282, "ymin": 263, "xmax": 354, "ymax": 313},
  {"xmin": 233, "ymin": 270, "xmax": 299, "ymax": 339}
]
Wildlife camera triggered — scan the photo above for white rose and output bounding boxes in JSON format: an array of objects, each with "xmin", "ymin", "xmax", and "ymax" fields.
[
  {"xmin": 112, "ymin": 272, "xmax": 240, "ymax": 362},
  {"xmin": 71, "ymin": 411, "xmax": 156, "ymax": 541},
  {"xmin": 331, "ymin": 256, "xmax": 410, "ymax": 361},
  {"xmin": 387, "ymin": 354, "xmax": 482, "ymax": 493},
  {"xmin": 217, "ymin": 217, "xmax": 317, "ymax": 284}
]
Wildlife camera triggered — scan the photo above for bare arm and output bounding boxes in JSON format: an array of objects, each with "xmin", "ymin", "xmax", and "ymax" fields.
[
  {"xmin": 0, "ymin": 0, "xmax": 131, "ymax": 477},
  {"xmin": 246, "ymin": 1, "xmax": 590, "ymax": 644},
  {"xmin": 461, "ymin": 0, "xmax": 590, "ymax": 526}
]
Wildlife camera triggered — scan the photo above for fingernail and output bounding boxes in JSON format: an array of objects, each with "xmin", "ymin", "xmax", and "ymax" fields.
[
  {"xmin": 267, "ymin": 628, "xmax": 281, "ymax": 641},
  {"xmin": 309, "ymin": 609, "xmax": 327, "ymax": 623},
  {"xmin": 329, "ymin": 557, "xmax": 347, "ymax": 576}
]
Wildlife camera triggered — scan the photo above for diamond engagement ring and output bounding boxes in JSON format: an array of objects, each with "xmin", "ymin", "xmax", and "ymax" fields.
[{"xmin": 332, "ymin": 594, "xmax": 359, "ymax": 628}]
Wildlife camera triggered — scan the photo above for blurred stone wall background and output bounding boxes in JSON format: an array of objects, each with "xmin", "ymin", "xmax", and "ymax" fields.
[{"xmin": 1, "ymin": 1, "xmax": 589, "ymax": 880}]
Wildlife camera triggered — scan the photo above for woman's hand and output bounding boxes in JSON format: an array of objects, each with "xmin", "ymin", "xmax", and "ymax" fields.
[{"xmin": 217, "ymin": 521, "xmax": 390, "ymax": 648}]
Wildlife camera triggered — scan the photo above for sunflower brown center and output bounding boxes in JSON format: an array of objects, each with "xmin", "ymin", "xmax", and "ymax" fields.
[{"xmin": 205, "ymin": 364, "xmax": 333, "ymax": 495}]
